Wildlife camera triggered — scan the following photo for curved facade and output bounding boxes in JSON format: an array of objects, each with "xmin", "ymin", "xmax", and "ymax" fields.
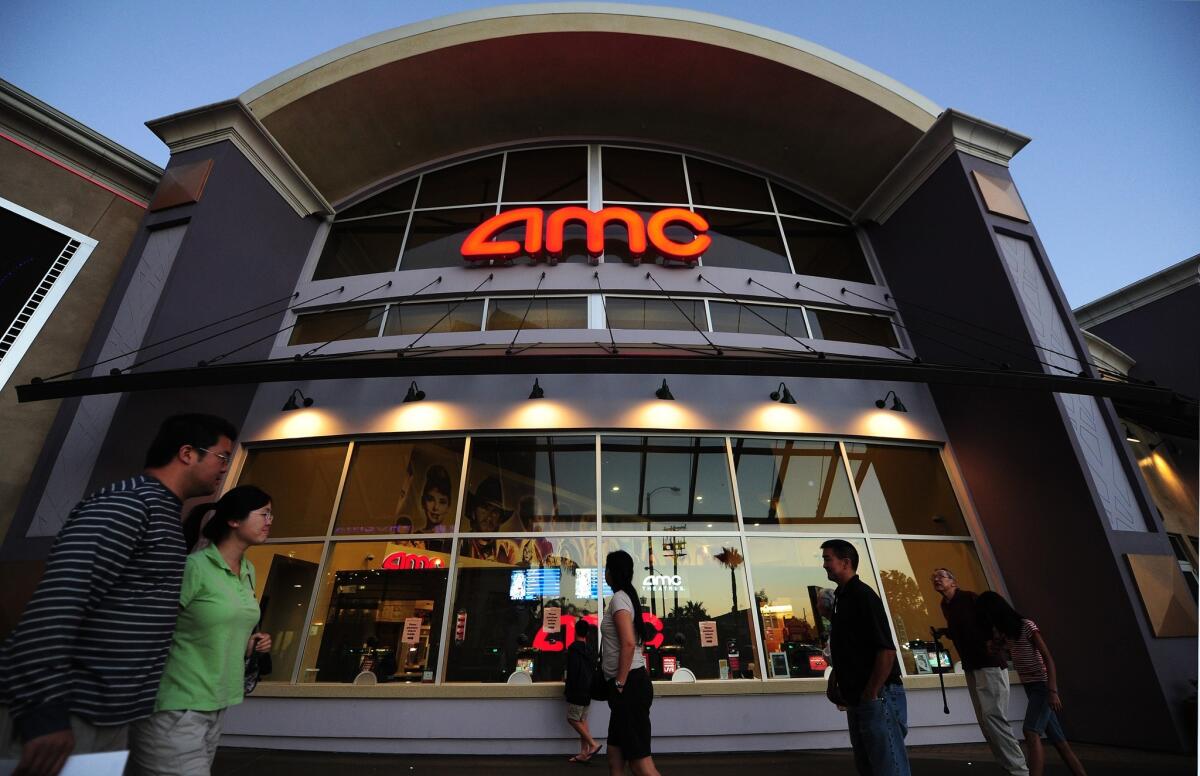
[{"xmin": 4, "ymin": 4, "xmax": 1194, "ymax": 756}]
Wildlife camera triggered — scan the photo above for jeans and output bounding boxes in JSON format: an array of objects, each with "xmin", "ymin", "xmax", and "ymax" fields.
[{"xmin": 845, "ymin": 683, "xmax": 911, "ymax": 776}]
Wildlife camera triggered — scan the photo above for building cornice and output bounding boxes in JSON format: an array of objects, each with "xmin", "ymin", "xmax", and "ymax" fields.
[
  {"xmin": 1074, "ymin": 254, "xmax": 1200, "ymax": 330},
  {"xmin": 0, "ymin": 79, "xmax": 162, "ymax": 202},
  {"xmin": 854, "ymin": 109, "xmax": 1031, "ymax": 225},
  {"xmin": 1081, "ymin": 330, "xmax": 1136, "ymax": 377},
  {"xmin": 146, "ymin": 100, "xmax": 333, "ymax": 218}
]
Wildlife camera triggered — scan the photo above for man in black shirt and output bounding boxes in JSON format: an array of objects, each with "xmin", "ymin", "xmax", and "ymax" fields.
[{"xmin": 822, "ymin": 539, "xmax": 910, "ymax": 776}]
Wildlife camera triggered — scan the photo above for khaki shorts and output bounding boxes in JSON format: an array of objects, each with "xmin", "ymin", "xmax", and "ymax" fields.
[
  {"xmin": 566, "ymin": 703, "xmax": 590, "ymax": 722},
  {"xmin": 128, "ymin": 708, "xmax": 226, "ymax": 776}
]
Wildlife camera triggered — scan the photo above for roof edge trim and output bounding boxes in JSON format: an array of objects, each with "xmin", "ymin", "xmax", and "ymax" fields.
[{"xmin": 1074, "ymin": 254, "xmax": 1200, "ymax": 329}]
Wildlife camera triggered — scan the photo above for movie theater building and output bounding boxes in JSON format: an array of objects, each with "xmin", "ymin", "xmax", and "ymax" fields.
[{"xmin": 6, "ymin": 4, "xmax": 1196, "ymax": 755}]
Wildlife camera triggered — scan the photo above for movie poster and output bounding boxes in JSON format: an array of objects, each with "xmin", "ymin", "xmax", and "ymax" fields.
[{"xmin": 333, "ymin": 439, "xmax": 465, "ymax": 535}]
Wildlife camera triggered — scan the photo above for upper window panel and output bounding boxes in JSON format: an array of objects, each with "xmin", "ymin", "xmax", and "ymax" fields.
[
  {"xmin": 501, "ymin": 147, "xmax": 588, "ymax": 202},
  {"xmin": 709, "ymin": 301, "xmax": 808, "ymax": 338},
  {"xmin": 601, "ymin": 436, "xmax": 737, "ymax": 531},
  {"xmin": 604, "ymin": 297, "xmax": 707, "ymax": 331},
  {"xmin": 695, "ymin": 209, "xmax": 792, "ymax": 273},
  {"xmin": 808, "ymin": 309, "xmax": 899, "ymax": 348},
  {"xmin": 384, "ymin": 299, "xmax": 485, "ymax": 337},
  {"xmin": 844, "ymin": 444, "xmax": 969, "ymax": 536},
  {"xmin": 732, "ymin": 439, "xmax": 860, "ymax": 531},
  {"xmin": 601, "ymin": 148, "xmax": 688, "ymax": 204},
  {"xmin": 464, "ymin": 436, "xmax": 597, "ymax": 532},
  {"xmin": 289, "ymin": 306, "xmax": 385, "ymax": 346},
  {"xmin": 770, "ymin": 183, "xmax": 844, "ymax": 223},
  {"xmin": 486, "ymin": 297, "xmax": 589, "ymax": 330},
  {"xmin": 416, "ymin": 155, "xmax": 502, "ymax": 208},
  {"xmin": 334, "ymin": 438, "xmax": 466, "ymax": 535},
  {"xmin": 782, "ymin": 221, "xmax": 874, "ymax": 283},
  {"xmin": 312, "ymin": 216, "xmax": 408, "ymax": 280},
  {"xmin": 237, "ymin": 444, "xmax": 349, "ymax": 538},
  {"xmin": 686, "ymin": 158, "xmax": 773, "ymax": 212},
  {"xmin": 338, "ymin": 180, "xmax": 418, "ymax": 220},
  {"xmin": 400, "ymin": 207, "xmax": 494, "ymax": 271}
]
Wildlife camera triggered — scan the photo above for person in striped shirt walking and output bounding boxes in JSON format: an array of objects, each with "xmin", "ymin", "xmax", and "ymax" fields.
[
  {"xmin": 0, "ymin": 414, "xmax": 237, "ymax": 776},
  {"xmin": 976, "ymin": 591, "xmax": 1088, "ymax": 776}
]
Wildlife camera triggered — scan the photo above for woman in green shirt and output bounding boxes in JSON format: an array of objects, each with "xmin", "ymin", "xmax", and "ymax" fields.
[{"xmin": 129, "ymin": 485, "xmax": 274, "ymax": 776}]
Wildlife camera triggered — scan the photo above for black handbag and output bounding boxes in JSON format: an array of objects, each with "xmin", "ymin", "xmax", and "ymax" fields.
[
  {"xmin": 244, "ymin": 619, "xmax": 273, "ymax": 695},
  {"xmin": 589, "ymin": 657, "xmax": 608, "ymax": 702}
]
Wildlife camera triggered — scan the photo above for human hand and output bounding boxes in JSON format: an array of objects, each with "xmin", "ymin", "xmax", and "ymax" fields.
[
  {"xmin": 15, "ymin": 729, "xmax": 75, "ymax": 776},
  {"xmin": 859, "ymin": 687, "xmax": 881, "ymax": 704},
  {"xmin": 1048, "ymin": 689, "xmax": 1063, "ymax": 712},
  {"xmin": 250, "ymin": 632, "xmax": 272, "ymax": 653}
]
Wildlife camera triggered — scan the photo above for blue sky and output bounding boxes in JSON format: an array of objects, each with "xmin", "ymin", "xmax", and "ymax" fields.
[{"xmin": 2, "ymin": 0, "xmax": 1196, "ymax": 306}]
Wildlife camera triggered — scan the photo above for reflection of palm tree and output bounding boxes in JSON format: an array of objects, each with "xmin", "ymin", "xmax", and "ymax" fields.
[
  {"xmin": 879, "ymin": 569, "xmax": 929, "ymax": 650},
  {"xmin": 714, "ymin": 547, "xmax": 744, "ymax": 615},
  {"xmin": 674, "ymin": 600, "xmax": 710, "ymax": 621}
]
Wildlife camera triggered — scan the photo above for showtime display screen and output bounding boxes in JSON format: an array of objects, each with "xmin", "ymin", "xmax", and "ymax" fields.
[{"xmin": 509, "ymin": 568, "xmax": 561, "ymax": 600}]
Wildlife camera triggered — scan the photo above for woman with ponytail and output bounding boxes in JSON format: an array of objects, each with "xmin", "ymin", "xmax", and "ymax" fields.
[
  {"xmin": 129, "ymin": 486, "xmax": 275, "ymax": 776},
  {"xmin": 601, "ymin": 550, "xmax": 660, "ymax": 775}
]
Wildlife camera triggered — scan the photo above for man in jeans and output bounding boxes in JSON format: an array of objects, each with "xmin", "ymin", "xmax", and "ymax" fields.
[
  {"xmin": 933, "ymin": 568, "xmax": 1028, "ymax": 776},
  {"xmin": 0, "ymin": 414, "xmax": 237, "ymax": 776},
  {"xmin": 822, "ymin": 539, "xmax": 910, "ymax": 776}
]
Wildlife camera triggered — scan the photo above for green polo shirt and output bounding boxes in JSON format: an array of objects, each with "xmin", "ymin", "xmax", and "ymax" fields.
[{"xmin": 155, "ymin": 543, "xmax": 260, "ymax": 712}]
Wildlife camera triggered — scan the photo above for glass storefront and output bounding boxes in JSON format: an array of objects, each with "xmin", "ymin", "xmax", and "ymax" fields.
[{"xmin": 234, "ymin": 434, "xmax": 993, "ymax": 687}]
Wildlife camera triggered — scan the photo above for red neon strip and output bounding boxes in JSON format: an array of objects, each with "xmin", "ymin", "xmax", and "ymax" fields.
[{"xmin": 0, "ymin": 130, "xmax": 149, "ymax": 209}]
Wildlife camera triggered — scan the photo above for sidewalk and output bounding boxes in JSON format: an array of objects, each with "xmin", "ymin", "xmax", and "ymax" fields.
[{"xmin": 214, "ymin": 742, "xmax": 1196, "ymax": 775}]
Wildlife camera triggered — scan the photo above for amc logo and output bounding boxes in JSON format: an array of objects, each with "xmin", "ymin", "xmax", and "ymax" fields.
[
  {"xmin": 461, "ymin": 206, "xmax": 711, "ymax": 263},
  {"xmin": 642, "ymin": 574, "xmax": 683, "ymax": 590},
  {"xmin": 381, "ymin": 551, "xmax": 445, "ymax": 570}
]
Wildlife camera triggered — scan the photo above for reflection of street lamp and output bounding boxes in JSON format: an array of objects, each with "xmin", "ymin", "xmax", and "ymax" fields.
[
  {"xmin": 662, "ymin": 527, "xmax": 687, "ymax": 617},
  {"xmin": 645, "ymin": 486, "xmax": 680, "ymax": 616}
]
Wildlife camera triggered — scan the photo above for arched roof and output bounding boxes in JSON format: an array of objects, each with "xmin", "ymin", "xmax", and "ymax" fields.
[{"xmin": 238, "ymin": 4, "xmax": 942, "ymax": 213}]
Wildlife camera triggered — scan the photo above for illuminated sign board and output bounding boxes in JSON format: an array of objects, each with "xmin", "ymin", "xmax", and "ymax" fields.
[
  {"xmin": 381, "ymin": 551, "xmax": 444, "ymax": 570},
  {"xmin": 461, "ymin": 206, "xmax": 711, "ymax": 263},
  {"xmin": 509, "ymin": 568, "xmax": 562, "ymax": 600}
]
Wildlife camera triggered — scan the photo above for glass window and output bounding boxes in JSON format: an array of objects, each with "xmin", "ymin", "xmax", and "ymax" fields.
[
  {"xmin": 685, "ymin": 158, "xmax": 774, "ymax": 212},
  {"xmin": 844, "ymin": 444, "xmax": 969, "ymax": 535},
  {"xmin": 400, "ymin": 207, "xmax": 495, "ymax": 270},
  {"xmin": 337, "ymin": 179, "xmax": 418, "ymax": 220},
  {"xmin": 383, "ymin": 299, "xmax": 484, "ymax": 336},
  {"xmin": 485, "ymin": 297, "xmax": 589, "ymax": 330},
  {"xmin": 602, "ymin": 537, "xmax": 762, "ymax": 680},
  {"xmin": 237, "ymin": 445, "xmax": 348, "ymax": 538},
  {"xmin": 312, "ymin": 216, "xmax": 408, "ymax": 280},
  {"xmin": 782, "ymin": 221, "xmax": 875, "ymax": 284},
  {"xmin": 732, "ymin": 439, "xmax": 861, "ymax": 531},
  {"xmin": 297, "ymin": 540, "xmax": 452, "ymax": 683},
  {"xmin": 601, "ymin": 436, "xmax": 736, "ymax": 531},
  {"xmin": 464, "ymin": 436, "xmax": 597, "ymax": 532},
  {"xmin": 709, "ymin": 301, "xmax": 808, "ymax": 338},
  {"xmin": 746, "ymin": 537, "xmax": 873, "ymax": 678},
  {"xmin": 245, "ymin": 543, "xmax": 324, "ymax": 684},
  {"xmin": 603, "ymin": 297, "xmax": 707, "ymax": 331},
  {"xmin": 333, "ymin": 439, "xmax": 466, "ymax": 536},
  {"xmin": 872, "ymin": 539, "xmax": 989, "ymax": 675},
  {"xmin": 807, "ymin": 308, "xmax": 899, "ymax": 348},
  {"xmin": 288, "ymin": 306, "xmax": 385, "ymax": 346},
  {"xmin": 770, "ymin": 183, "xmax": 845, "ymax": 223},
  {"xmin": 416, "ymin": 156, "xmax": 502, "ymax": 208},
  {"xmin": 446, "ymin": 537, "xmax": 598, "ymax": 683},
  {"xmin": 694, "ymin": 209, "xmax": 792, "ymax": 273},
  {"xmin": 501, "ymin": 147, "xmax": 588, "ymax": 202},
  {"xmin": 601, "ymin": 147, "xmax": 688, "ymax": 204}
]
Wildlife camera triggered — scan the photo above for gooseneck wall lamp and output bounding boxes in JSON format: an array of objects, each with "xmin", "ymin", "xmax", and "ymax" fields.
[
  {"xmin": 281, "ymin": 388, "xmax": 314, "ymax": 412},
  {"xmin": 874, "ymin": 390, "xmax": 908, "ymax": 413},
  {"xmin": 528, "ymin": 379, "xmax": 545, "ymax": 400},
  {"xmin": 403, "ymin": 381, "xmax": 426, "ymax": 403},
  {"xmin": 770, "ymin": 382, "xmax": 797, "ymax": 404},
  {"xmin": 655, "ymin": 379, "xmax": 675, "ymax": 401}
]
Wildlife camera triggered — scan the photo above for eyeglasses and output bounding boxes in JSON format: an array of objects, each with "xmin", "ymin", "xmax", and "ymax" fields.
[
  {"xmin": 197, "ymin": 447, "xmax": 232, "ymax": 464},
  {"xmin": 249, "ymin": 509, "xmax": 274, "ymax": 523}
]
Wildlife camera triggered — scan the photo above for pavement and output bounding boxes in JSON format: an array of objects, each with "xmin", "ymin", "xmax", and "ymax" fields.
[{"xmin": 214, "ymin": 742, "xmax": 1197, "ymax": 774}]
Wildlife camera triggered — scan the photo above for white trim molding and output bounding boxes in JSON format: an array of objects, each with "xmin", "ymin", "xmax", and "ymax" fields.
[
  {"xmin": 1073, "ymin": 253, "xmax": 1200, "ymax": 330},
  {"xmin": 146, "ymin": 100, "xmax": 333, "ymax": 218}
]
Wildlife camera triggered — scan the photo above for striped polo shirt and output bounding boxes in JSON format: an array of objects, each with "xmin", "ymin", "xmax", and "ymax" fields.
[
  {"xmin": 1008, "ymin": 619, "xmax": 1048, "ymax": 683},
  {"xmin": 0, "ymin": 475, "xmax": 185, "ymax": 740}
]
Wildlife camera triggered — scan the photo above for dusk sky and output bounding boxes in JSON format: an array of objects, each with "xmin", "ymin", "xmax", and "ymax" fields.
[{"xmin": 2, "ymin": 0, "xmax": 1196, "ymax": 306}]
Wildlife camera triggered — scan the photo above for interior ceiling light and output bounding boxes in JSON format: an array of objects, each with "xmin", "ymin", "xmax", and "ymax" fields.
[
  {"xmin": 655, "ymin": 379, "xmax": 675, "ymax": 401},
  {"xmin": 403, "ymin": 381, "xmax": 426, "ymax": 403},
  {"xmin": 281, "ymin": 388, "xmax": 313, "ymax": 412},
  {"xmin": 770, "ymin": 382, "xmax": 797, "ymax": 404},
  {"xmin": 874, "ymin": 390, "xmax": 908, "ymax": 413},
  {"xmin": 528, "ymin": 378, "xmax": 544, "ymax": 400}
]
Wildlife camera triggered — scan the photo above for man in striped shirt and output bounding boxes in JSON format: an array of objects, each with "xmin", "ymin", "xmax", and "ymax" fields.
[{"xmin": 0, "ymin": 414, "xmax": 237, "ymax": 776}]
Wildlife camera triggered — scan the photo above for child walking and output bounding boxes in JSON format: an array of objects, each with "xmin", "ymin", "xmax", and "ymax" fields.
[
  {"xmin": 564, "ymin": 619, "xmax": 602, "ymax": 764},
  {"xmin": 976, "ymin": 591, "xmax": 1087, "ymax": 776}
]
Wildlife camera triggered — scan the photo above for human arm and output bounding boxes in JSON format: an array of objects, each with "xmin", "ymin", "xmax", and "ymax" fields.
[
  {"xmin": 860, "ymin": 648, "xmax": 897, "ymax": 703},
  {"xmin": 612, "ymin": 608, "xmax": 637, "ymax": 691},
  {"xmin": 1030, "ymin": 630, "xmax": 1062, "ymax": 711}
]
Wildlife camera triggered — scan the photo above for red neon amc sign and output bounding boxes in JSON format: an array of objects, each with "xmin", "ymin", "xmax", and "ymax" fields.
[
  {"xmin": 381, "ymin": 551, "xmax": 445, "ymax": 570},
  {"xmin": 461, "ymin": 206, "xmax": 711, "ymax": 263}
]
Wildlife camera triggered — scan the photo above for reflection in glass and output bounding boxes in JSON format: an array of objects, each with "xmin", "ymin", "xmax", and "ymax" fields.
[
  {"xmin": 709, "ymin": 301, "xmax": 808, "ymax": 338},
  {"xmin": 601, "ymin": 147, "xmax": 688, "ymax": 204},
  {"xmin": 337, "ymin": 179, "xmax": 418, "ymax": 220},
  {"xmin": 603, "ymin": 297, "xmax": 707, "ymax": 331},
  {"xmin": 238, "ymin": 445, "xmax": 348, "ymax": 538},
  {"xmin": 601, "ymin": 437, "xmax": 736, "ymax": 531},
  {"xmin": 844, "ymin": 444, "xmax": 968, "ymax": 535},
  {"xmin": 781, "ymin": 220, "xmax": 874, "ymax": 283},
  {"xmin": 288, "ymin": 306, "xmax": 385, "ymax": 346},
  {"xmin": 485, "ymin": 297, "xmax": 589, "ymax": 330},
  {"xmin": 298, "ymin": 540, "xmax": 452, "ymax": 683},
  {"xmin": 334, "ymin": 439, "xmax": 466, "ymax": 535},
  {"xmin": 383, "ymin": 299, "xmax": 485, "ymax": 336},
  {"xmin": 245, "ymin": 543, "xmax": 324, "ymax": 684},
  {"xmin": 416, "ymin": 155, "xmax": 502, "ymax": 208},
  {"xmin": 732, "ymin": 439, "xmax": 860, "ymax": 531},
  {"xmin": 769, "ymin": 183, "xmax": 845, "ymax": 223},
  {"xmin": 686, "ymin": 158, "xmax": 773, "ymax": 212},
  {"xmin": 872, "ymin": 539, "xmax": 989, "ymax": 674},
  {"xmin": 464, "ymin": 436, "xmax": 596, "ymax": 532},
  {"xmin": 501, "ymin": 147, "xmax": 588, "ymax": 202},
  {"xmin": 746, "ymin": 537, "xmax": 873, "ymax": 678},
  {"xmin": 400, "ymin": 207, "xmax": 494, "ymax": 271},
  {"xmin": 807, "ymin": 309, "xmax": 899, "ymax": 348},
  {"xmin": 693, "ymin": 209, "xmax": 792, "ymax": 273},
  {"xmin": 603, "ymin": 537, "xmax": 761, "ymax": 680},
  {"xmin": 447, "ymin": 537, "xmax": 597, "ymax": 682},
  {"xmin": 312, "ymin": 216, "xmax": 409, "ymax": 280}
]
